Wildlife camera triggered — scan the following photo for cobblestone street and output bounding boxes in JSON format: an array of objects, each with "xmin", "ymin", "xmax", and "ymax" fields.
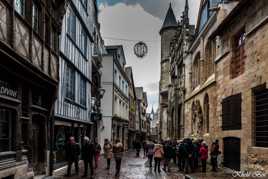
[{"xmin": 50, "ymin": 151, "xmax": 232, "ymax": 179}]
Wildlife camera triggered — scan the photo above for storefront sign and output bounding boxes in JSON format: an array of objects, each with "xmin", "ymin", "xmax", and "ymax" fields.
[{"xmin": 0, "ymin": 80, "xmax": 18, "ymax": 98}]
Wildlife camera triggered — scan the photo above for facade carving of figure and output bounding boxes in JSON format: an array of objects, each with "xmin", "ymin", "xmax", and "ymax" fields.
[{"xmin": 192, "ymin": 101, "xmax": 203, "ymax": 136}]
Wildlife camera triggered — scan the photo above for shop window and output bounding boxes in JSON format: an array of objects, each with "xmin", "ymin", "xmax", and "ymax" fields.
[
  {"xmin": 254, "ymin": 86, "xmax": 268, "ymax": 147},
  {"xmin": 15, "ymin": 0, "xmax": 25, "ymax": 16},
  {"xmin": 0, "ymin": 108, "xmax": 16, "ymax": 152},
  {"xmin": 231, "ymin": 28, "xmax": 246, "ymax": 79},
  {"xmin": 222, "ymin": 93, "xmax": 242, "ymax": 130},
  {"xmin": 65, "ymin": 64, "xmax": 75, "ymax": 101}
]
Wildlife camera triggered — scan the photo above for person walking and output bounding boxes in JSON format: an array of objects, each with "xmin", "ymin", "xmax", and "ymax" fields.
[
  {"xmin": 103, "ymin": 139, "xmax": 113, "ymax": 170},
  {"xmin": 192, "ymin": 140, "xmax": 200, "ymax": 172},
  {"xmin": 143, "ymin": 140, "xmax": 148, "ymax": 158},
  {"xmin": 81, "ymin": 136, "xmax": 95, "ymax": 178},
  {"xmin": 184, "ymin": 138, "xmax": 194, "ymax": 174},
  {"xmin": 94, "ymin": 139, "xmax": 101, "ymax": 169},
  {"xmin": 163, "ymin": 141, "xmax": 173, "ymax": 172},
  {"xmin": 199, "ymin": 141, "xmax": 208, "ymax": 173},
  {"xmin": 146, "ymin": 140, "xmax": 155, "ymax": 168},
  {"xmin": 210, "ymin": 139, "xmax": 221, "ymax": 172},
  {"xmin": 154, "ymin": 143, "xmax": 164, "ymax": 173},
  {"xmin": 113, "ymin": 139, "xmax": 124, "ymax": 177},
  {"xmin": 134, "ymin": 140, "xmax": 141, "ymax": 157},
  {"xmin": 65, "ymin": 136, "xmax": 80, "ymax": 177}
]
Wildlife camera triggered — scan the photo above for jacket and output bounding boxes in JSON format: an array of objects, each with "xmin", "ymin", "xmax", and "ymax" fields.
[
  {"xmin": 66, "ymin": 142, "xmax": 80, "ymax": 161},
  {"xmin": 81, "ymin": 142, "xmax": 95, "ymax": 161},
  {"xmin": 113, "ymin": 142, "xmax": 124, "ymax": 159},
  {"xmin": 104, "ymin": 143, "xmax": 113, "ymax": 159},
  {"xmin": 154, "ymin": 144, "xmax": 164, "ymax": 159},
  {"xmin": 199, "ymin": 146, "xmax": 208, "ymax": 160}
]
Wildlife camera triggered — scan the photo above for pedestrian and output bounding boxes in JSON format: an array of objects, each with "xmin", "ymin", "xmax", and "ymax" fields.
[
  {"xmin": 163, "ymin": 141, "xmax": 173, "ymax": 172},
  {"xmin": 81, "ymin": 136, "xmax": 95, "ymax": 178},
  {"xmin": 65, "ymin": 136, "xmax": 80, "ymax": 177},
  {"xmin": 178, "ymin": 140, "xmax": 187, "ymax": 171},
  {"xmin": 171, "ymin": 140, "xmax": 177, "ymax": 164},
  {"xmin": 134, "ymin": 140, "xmax": 141, "ymax": 157},
  {"xmin": 154, "ymin": 143, "xmax": 164, "ymax": 173},
  {"xmin": 146, "ymin": 139, "xmax": 155, "ymax": 168},
  {"xmin": 199, "ymin": 141, "xmax": 208, "ymax": 173},
  {"xmin": 94, "ymin": 139, "xmax": 101, "ymax": 169},
  {"xmin": 210, "ymin": 139, "xmax": 221, "ymax": 172},
  {"xmin": 143, "ymin": 140, "xmax": 148, "ymax": 158},
  {"xmin": 113, "ymin": 139, "xmax": 124, "ymax": 177},
  {"xmin": 103, "ymin": 139, "xmax": 113, "ymax": 170},
  {"xmin": 192, "ymin": 139, "xmax": 199, "ymax": 172},
  {"xmin": 184, "ymin": 138, "xmax": 194, "ymax": 174}
]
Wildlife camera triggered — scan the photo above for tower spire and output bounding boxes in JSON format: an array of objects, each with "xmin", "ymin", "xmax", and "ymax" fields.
[
  {"xmin": 160, "ymin": 3, "xmax": 177, "ymax": 34},
  {"xmin": 182, "ymin": 0, "xmax": 189, "ymax": 26}
]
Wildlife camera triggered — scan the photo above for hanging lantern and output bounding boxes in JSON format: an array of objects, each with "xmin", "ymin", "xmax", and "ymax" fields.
[{"xmin": 134, "ymin": 41, "xmax": 148, "ymax": 58}]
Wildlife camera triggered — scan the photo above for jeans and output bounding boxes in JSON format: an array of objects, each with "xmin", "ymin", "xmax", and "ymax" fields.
[
  {"xmin": 115, "ymin": 158, "xmax": 122, "ymax": 176},
  {"xmin": 83, "ymin": 159, "xmax": 94, "ymax": 176},
  {"xmin": 107, "ymin": 158, "xmax": 111, "ymax": 169},
  {"xmin": 67, "ymin": 160, "xmax": 79, "ymax": 176},
  {"xmin": 148, "ymin": 155, "xmax": 153, "ymax": 167},
  {"xmin": 201, "ymin": 160, "xmax": 207, "ymax": 172},
  {"xmin": 154, "ymin": 158, "xmax": 161, "ymax": 172},
  {"xmin": 211, "ymin": 156, "xmax": 218, "ymax": 171}
]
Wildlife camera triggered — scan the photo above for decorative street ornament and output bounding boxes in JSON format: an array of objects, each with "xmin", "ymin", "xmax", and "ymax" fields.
[{"xmin": 134, "ymin": 41, "xmax": 148, "ymax": 58}]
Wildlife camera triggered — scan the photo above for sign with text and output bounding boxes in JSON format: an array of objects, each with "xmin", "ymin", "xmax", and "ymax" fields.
[{"xmin": 0, "ymin": 80, "xmax": 18, "ymax": 98}]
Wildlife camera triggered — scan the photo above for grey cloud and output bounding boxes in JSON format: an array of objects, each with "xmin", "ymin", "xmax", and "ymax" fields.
[{"xmin": 99, "ymin": 0, "xmax": 201, "ymax": 24}]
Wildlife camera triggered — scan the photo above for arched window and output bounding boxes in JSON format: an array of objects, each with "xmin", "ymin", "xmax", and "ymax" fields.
[
  {"xmin": 192, "ymin": 53, "xmax": 201, "ymax": 89},
  {"xmin": 204, "ymin": 40, "xmax": 216, "ymax": 81},
  {"xmin": 204, "ymin": 94, "xmax": 209, "ymax": 133}
]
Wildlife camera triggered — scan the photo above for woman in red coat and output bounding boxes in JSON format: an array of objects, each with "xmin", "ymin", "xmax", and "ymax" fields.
[{"xmin": 199, "ymin": 141, "xmax": 208, "ymax": 172}]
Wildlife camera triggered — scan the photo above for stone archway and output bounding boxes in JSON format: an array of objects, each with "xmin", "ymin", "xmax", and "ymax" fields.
[{"xmin": 192, "ymin": 100, "xmax": 203, "ymax": 136}]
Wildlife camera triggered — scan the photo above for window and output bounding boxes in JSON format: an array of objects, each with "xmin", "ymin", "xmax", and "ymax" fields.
[
  {"xmin": 204, "ymin": 40, "xmax": 216, "ymax": 80},
  {"xmin": 67, "ymin": 10, "xmax": 76, "ymax": 41},
  {"xmin": 80, "ymin": 28, "xmax": 87, "ymax": 57},
  {"xmin": 32, "ymin": 2, "xmax": 39, "ymax": 32},
  {"xmin": 231, "ymin": 28, "xmax": 246, "ymax": 78},
  {"xmin": 254, "ymin": 86, "xmax": 268, "ymax": 147},
  {"xmin": 45, "ymin": 16, "xmax": 50, "ymax": 45},
  {"xmin": 199, "ymin": 1, "xmax": 209, "ymax": 32},
  {"xmin": 65, "ymin": 64, "xmax": 75, "ymax": 101},
  {"xmin": 51, "ymin": 26, "xmax": 58, "ymax": 51},
  {"xmin": 192, "ymin": 53, "xmax": 201, "ymax": 89},
  {"xmin": 0, "ymin": 108, "xmax": 15, "ymax": 152},
  {"xmin": 119, "ymin": 76, "xmax": 121, "ymax": 88},
  {"xmin": 80, "ymin": 77, "xmax": 86, "ymax": 106},
  {"xmin": 222, "ymin": 94, "xmax": 242, "ymax": 130},
  {"xmin": 15, "ymin": 0, "xmax": 25, "ymax": 16},
  {"xmin": 122, "ymin": 81, "xmax": 124, "ymax": 91}
]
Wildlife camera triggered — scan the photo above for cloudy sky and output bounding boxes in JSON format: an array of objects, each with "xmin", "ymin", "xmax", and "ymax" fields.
[{"xmin": 98, "ymin": 0, "xmax": 200, "ymax": 111}]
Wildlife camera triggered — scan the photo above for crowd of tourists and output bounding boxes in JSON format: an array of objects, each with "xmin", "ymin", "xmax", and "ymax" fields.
[
  {"xmin": 134, "ymin": 138, "xmax": 221, "ymax": 174},
  {"xmin": 65, "ymin": 136, "xmax": 123, "ymax": 178}
]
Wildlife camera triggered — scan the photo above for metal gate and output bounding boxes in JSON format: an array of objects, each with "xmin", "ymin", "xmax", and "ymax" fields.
[{"xmin": 223, "ymin": 137, "xmax": 241, "ymax": 170}]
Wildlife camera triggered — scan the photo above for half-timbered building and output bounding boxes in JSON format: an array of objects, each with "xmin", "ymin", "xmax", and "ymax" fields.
[
  {"xmin": 0, "ymin": 0, "xmax": 66, "ymax": 177},
  {"xmin": 54, "ymin": 0, "xmax": 96, "ymax": 168}
]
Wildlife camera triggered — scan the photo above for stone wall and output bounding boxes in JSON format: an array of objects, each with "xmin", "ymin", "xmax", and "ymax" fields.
[{"xmin": 215, "ymin": 0, "xmax": 268, "ymax": 172}]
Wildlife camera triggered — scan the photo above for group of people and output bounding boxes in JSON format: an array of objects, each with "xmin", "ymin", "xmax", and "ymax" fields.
[
  {"xmin": 65, "ymin": 136, "xmax": 124, "ymax": 178},
  {"xmin": 135, "ymin": 138, "xmax": 221, "ymax": 174}
]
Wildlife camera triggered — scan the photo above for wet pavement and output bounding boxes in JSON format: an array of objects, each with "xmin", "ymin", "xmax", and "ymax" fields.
[{"xmin": 48, "ymin": 151, "xmax": 234, "ymax": 179}]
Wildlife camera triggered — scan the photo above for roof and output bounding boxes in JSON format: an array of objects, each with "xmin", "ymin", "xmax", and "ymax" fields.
[
  {"xmin": 105, "ymin": 45, "xmax": 126, "ymax": 66},
  {"xmin": 160, "ymin": 3, "xmax": 177, "ymax": 34},
  {"xmin": 210, "ymin": 0, "xmax": 250, "ymax": 37}
]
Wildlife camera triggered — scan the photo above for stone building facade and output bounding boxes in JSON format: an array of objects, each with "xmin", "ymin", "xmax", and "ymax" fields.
[
  {"xmin": 164, "ymin": 0, "xmax": 268, "ymax": 173},
  {"xmin": 210, "ymin": 0, "xmax": 268, "ymax": 172}
]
